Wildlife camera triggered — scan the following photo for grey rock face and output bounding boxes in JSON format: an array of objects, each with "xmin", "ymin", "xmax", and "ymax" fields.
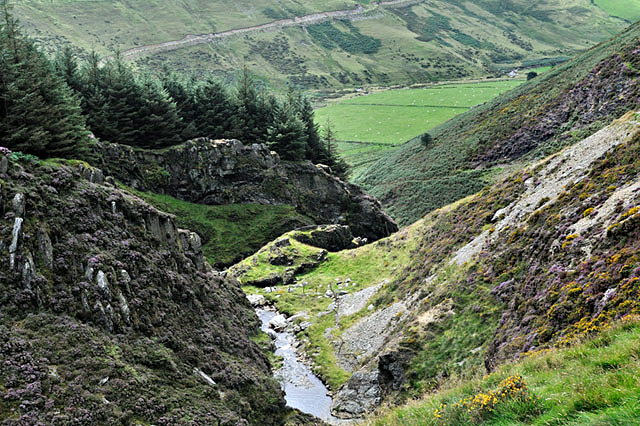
[
  {"xmin": 95, "ymin": 139, "xmax": 397, "ymax": 242},
  {"xmin": 291, "ymin": 224, "xmax": 356, "ymax": 252},
  {"xmin": 0, "ymin": 156, "xmax": 8, "ymax": 174},
  {"xmin": 12, "ymin": 193, "xmax": 25, "ymax": 216},
  {"xmin": 9, "ymin": 217, "xmax": 23, "ymax": 270},
  {"xmin": 331, "ymin": 371, "xmax": 381, "ymax": 419}
]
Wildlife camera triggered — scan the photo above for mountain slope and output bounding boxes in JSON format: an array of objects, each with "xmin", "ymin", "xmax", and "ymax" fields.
[
  {"xmin": 0, "ymin": 156, "xmax": 307, "ymax": 424},
  {"xmin": 354, "ymin": 20, "xmax": 640, "ymax": 225},
  {"xmin": 13, "ymin": 0, "xmax": 628, "ymax": 89},
  {"xmin": 236, "ymin": 111, "xmax": 640, "ymax": 419}
]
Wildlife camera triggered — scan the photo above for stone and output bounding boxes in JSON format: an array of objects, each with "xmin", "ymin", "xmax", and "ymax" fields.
[
  {"xmin": 0, "ymin": 156, "xmax": 8, "ymax": 174},
  {"xmin": 268, "ymin": 314, "xmax": 287, "ymax": 331},
  {"xmin": 194, "ymin": 368, "xmax": 217, "ymax": 387},
  {"xmin": 9, "ymin": 217, "xmax": 23, "ymax": 270},
  {"xmin": 37, "ymin": 230, "xmax": 54, "ymax": 269},
  {"xmin": 12, "ymin": 193, "xmax": 25, "ymax": 216},
  {"xmin": 22, "ymin": 251, "xmax": 36, "ymax": 290},
  {"xmin": 118, "ymin": 292, "xmax": 131, "ymax": 324},
  {"xmin": 291, "ymin": 225, "xmax": 355, "ymax": 251},
  {"xmin": 331, "ymin": 371, "xmax": 381, "ymax": 419},
  {"xmin": 96, "ymin": 270, "xmax": 111, "ymax": 299},
  {"xmin": 246, "ymin": 294, "xmax": 267, "ymax": 307}
]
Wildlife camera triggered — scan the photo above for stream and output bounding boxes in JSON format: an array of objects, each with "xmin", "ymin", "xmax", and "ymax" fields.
[{"xmin": 256, "ymin": 308, "xmax": 339, "ymax": 422}]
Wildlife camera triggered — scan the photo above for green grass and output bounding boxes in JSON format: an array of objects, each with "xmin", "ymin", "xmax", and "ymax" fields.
[
  {"xmin": 123, "ymin": 188, "xmax": 313, "ymax": 267},
  {"xmin": 594, "ymin": 0, "xmax": 640, "ymax": 23},
  {"xmin": 366, "ymin": 318, "xmax": 640, "ymax": 425}
]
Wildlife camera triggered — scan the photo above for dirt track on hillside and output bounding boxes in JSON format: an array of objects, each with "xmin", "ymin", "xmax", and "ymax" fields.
[{"xmin": 114, "ymin": 0, "xmax": 422, "ymax": 61}]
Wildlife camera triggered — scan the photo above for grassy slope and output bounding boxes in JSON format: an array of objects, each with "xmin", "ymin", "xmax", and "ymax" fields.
[
  {"xmin": 13, "ymin": 1, "xmax": 627, "ymax": 90},
  {"xmin": 123, "ymin": 187, "xmax": 314, "ymax": 267},
  {"xmin": 354, "ymin": 20, "xmax": 640, "ymax": 226},
  {"xmin": 367, "ymin": 318, "xmax": 640, "ymax": 426}
]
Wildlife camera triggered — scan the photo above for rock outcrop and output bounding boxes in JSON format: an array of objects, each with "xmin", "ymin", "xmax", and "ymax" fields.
[
  {"xmin": 0, "ymin": 158, "xmax": 295, "ymax": 424},
  {"xmin": 94, "ymin": 138, "xmax": 397, "ymax": 242}
]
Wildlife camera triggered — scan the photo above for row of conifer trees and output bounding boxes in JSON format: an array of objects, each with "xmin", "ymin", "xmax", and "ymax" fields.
[{"xmin": 0, "ymin": 2, "xmax": 348, "ymax": 176}]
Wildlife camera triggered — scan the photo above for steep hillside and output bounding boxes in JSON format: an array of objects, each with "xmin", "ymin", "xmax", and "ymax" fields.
[
  {"xmin": 236, "ymin": 111, "xmax": 640, "ymax": 419},
  {"xmin": 93, "ymin": 138, "xmax": 397, "ymax": 267},
  {"xmin": 13, "ymin": 0, "xmax": 627, "ymax": 89},
  {"xmin": 0, "ymin": 155, "xmax": 314, "ymax": 424},
  {"xmin": 354, "ymin": 20, "xmax": 640, "ymax": 225}
]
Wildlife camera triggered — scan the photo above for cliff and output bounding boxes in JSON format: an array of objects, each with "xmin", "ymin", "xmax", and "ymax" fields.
[{"xmin": 94, "ymin": 138, "xmax": 397, "ymax": 243}]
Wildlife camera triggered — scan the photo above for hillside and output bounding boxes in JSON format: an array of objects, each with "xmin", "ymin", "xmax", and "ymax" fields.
[
  {"xmin": 0, "ymin": 156, "xmax": 315, "ymax": 424},
  {"xmin": 354, "ymin": 20, "xmax": 640, "ymax": 226},
  {"xmin": 14, "ymin": 0, "xmax": 628, "ymax": 89},
  {"xmin": 235, "ymin": 110, "xmax": 640, "ymax": 420}
]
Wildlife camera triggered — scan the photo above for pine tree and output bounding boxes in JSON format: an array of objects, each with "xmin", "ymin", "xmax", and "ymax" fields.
[
  {"xmin": 320, "ymin": 118, "xmax": 349, "ymax": 179},
  {"xmin": 161, "ymin": 72, "xmax": 199, "ymax": 140},
  {"xmin": 136, "ymin": 74, "xmax": 183, "ymax": 148},
  {"xmin": 192, "ymin": 77, "xmax": 235, "ymax": 139},
  {"xmin": 0, "ymin": 1, "xmax": 88, "ymax": 158},
  {"xmin": 232, "ymin": 65, "xmax": 262, "ymax": 143},
  {"xmin": 266, "ymin": 100, "xmax": 306, "ymax": 161}
]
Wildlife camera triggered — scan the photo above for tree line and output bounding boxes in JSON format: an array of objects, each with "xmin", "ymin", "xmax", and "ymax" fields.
[{"xmin": 0, "ymin": 2, "xmax": 348, "ymax": 177}]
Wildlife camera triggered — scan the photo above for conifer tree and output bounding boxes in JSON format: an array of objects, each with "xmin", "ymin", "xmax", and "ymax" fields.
[
  {"xmin": 320, "ymin": 118, "xmax": 349, "ymax": 179},
  {"xmin": 233, "ymin": 66, "xmax": 262, "ymax": 143},
  {"xmin": 136, "ymin": 74, "xmax": 183, "ymax": 148},
  {"xmin": 192, "ymin": 77, "xmax": 235, "ymax": 139},
  {"xmin": 0, "ymin": 1, "xmax": 88, "ymax": 158},
  {"xmin": 266, "ymin": 101, "xmax": 306, "ymax": 161}
]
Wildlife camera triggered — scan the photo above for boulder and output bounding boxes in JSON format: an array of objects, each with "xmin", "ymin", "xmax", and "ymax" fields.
[
  {"xmin": 246, "ymin": 294, "xmax": 267, "ymax": 307},
  {"xmin": 291, "ymin": 224, "xmax": 355, "ymax": 251},
  {"xmin": 331, "ymin": 371, "xmax": 381, "ymax": 419}
]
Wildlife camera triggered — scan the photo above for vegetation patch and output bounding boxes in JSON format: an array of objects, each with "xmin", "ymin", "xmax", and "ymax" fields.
[
  {"xmin": 367, "ymin": 318, "xmax": 640, "ymax": 425},
  {"xmin": 125, "ymin": 188, "xmax": 313, "ymax": 267}
]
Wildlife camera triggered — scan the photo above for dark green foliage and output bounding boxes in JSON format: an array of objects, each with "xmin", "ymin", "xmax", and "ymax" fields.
[
  {"xmin": 0, "ymin": 2, "xmax": 88, "ymax": 159},
  {"xmin": 307, "ymin": 20, "xmax": 381, "ymax": 54},
  {"xmin": 527, "ymin": 71, "xmax": 538, "ymax": 80},
  {"xmin": 267, "ymin": 101, "xmax": 306, "ymax": 161},
  {"xmin": 421, "ymin": 132, "xmax": 433, "ymax": 148}
]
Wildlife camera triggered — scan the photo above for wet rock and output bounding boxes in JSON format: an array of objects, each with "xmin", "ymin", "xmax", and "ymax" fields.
[
  {"xmin": 22, "ymin": 251, "xmax": 36, "ymax": 290},
  {"xmin": 331, "ymin": 371, "xmax": 381, "ymax": 419},
  {"xmin": 268, "ymin": 314, "xmax": 288, "ymax": 331},
  {"xmin": 194, "ymin": 368, "xmax": 216, "ymax": 387},
  {"xmin": 247, "ymin": 294, "xmax": 267, "ymax": 307},
  {"xmin": 9, "ymin": 217, "xmax": 23, "ymax": 270},
  {"xmin": 0, "ymin": 156, "xmax": 8, "ymax": 174},
  {"xmin": 96, "ymin": 270, "xmax": 111, "ymax": 299},
  {"xmin": 118, "ymin": 292, "xmax": 131, "ymax": 324},
  {"xmin": 37, "ymin": 229, "xmax": 54, "ymax": 269},
  {"xmin": 12, "ymin": 193, "xmax": 25, "ymax": 216}
]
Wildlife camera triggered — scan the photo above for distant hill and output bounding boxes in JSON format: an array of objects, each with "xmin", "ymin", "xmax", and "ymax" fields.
[
  {"xmin": 354, "ymin": 20, "xmax": 640, "ymax": 225},
  {"xmin": 13, "ymin": 0, "xmax": 629, "ymax": 89}
]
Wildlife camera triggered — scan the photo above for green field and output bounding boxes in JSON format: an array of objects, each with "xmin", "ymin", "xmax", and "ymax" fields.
[
  {"xmin": 315, "ymin": 80, "xmax": 523, "ymax": 174},
  {"xmin": 594, "ymin": 0, "xmax": 640, "ymax": 22}
]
